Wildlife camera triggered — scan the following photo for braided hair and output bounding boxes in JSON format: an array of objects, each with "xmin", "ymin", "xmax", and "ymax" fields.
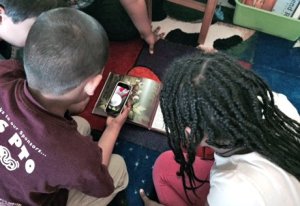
[{"xmin": 160, "ymin": 52, "xmax": 300, "ymax": 195}]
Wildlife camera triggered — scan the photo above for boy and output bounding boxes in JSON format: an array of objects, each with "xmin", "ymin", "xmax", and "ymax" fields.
[
  {"xmin": 0, "ymin": 0, "xmax": 67, "ymax": 48},
  {"xmin": 0, "ymin": 8, "xmax": 129, "ymax": 205}
]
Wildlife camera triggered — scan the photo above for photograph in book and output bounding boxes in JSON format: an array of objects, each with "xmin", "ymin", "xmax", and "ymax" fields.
[{"xmin": 92, "ymin": 72, "xmax": 166, "ymax": 133}]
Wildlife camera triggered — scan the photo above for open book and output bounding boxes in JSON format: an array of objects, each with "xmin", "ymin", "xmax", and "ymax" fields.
[{"xmin": 92, "ymin": 72, "xmax": 166, "ymax": 133}]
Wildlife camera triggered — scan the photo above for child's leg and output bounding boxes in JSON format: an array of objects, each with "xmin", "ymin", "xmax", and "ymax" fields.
[
  {"xmin": 67, "ymin": 154, "xmax": 129, "ymax": 206},
  {"xmin": 153, "ymin": 150, "xmax": 214, "ymax": 206},
  {"xmin": 72, "ymin": 116, "xmax": 91, "ymax": 136}
]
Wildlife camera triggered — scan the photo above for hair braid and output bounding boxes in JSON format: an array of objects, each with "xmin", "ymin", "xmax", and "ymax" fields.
[{"xmin": 160, "ymin": 52, "xmax": 300, "ymax": 198}]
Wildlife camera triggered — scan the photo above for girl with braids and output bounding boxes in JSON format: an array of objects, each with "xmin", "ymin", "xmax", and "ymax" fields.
[{"xmin": 140, "ymin": 52, "xmax": 300, "ymax": 206}]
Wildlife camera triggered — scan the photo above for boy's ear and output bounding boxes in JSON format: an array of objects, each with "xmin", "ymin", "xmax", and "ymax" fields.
[{"xmin": 84, "ymin": 74, "xmax": 102, "ymax": 96}]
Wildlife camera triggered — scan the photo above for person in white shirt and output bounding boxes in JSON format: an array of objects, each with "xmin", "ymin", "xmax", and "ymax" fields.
[{"xmin": 140, "ymin": 52, "xmax": 300, "ymax": 206}]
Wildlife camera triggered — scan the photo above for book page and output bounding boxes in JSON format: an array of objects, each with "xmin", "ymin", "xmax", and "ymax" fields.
[
  {"xmin": 92, "ymin": 72, "xmax": 162, "ymax": 128},
  {"xmin": 92, "ymin": 72, "xmax": 116, "ymax": 117},
  {"xmin": 150, "ymin": 104, "xmax": 166, "ymax": 133}
]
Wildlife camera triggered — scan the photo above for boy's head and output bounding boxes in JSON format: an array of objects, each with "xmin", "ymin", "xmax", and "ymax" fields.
[
  {"xmin": 24, "ymin": 8, "xmax": 109, "ymax": 97},
  {"xmin": 0, "ymin": 0, "xmax": 67, "ymax": 47}
]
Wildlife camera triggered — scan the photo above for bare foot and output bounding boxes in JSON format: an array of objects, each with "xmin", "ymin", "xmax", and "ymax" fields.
[{"xmin": 139, "ymin": 189, "xmax": 164, "ymax": 206}]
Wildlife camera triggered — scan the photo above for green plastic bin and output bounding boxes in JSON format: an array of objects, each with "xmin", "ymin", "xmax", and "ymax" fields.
[{"xmin": 233, "ymin": 0, "xmax": 300, "ymax": 41}]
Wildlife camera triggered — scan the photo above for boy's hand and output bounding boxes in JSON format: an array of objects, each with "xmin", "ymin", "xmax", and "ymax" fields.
[
  {"xmin": 139, "ymin": 189, "xmax": 164, "ymax": 206},
  {"xmin": 98, "ymin": 105, "xmax": 131, "ymax": 166},
  {"xmin": 106, "ymin": 105, "xmax": 131, "ymax": 129}
]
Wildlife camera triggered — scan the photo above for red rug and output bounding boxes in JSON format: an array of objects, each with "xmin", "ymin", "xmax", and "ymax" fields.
[
  {"xmin": 80, "ymin": 39, "xmax": 144, "ymax": 130},
  {"xmin": 80, "ymin": 39, "xmax": 252, "ymax": 150}
]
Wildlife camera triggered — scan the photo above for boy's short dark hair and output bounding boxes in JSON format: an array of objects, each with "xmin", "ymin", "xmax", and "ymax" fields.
[
  {"xmin": 0, "ymin": 0, "xmax": 67, "ymax": 23},
  {"xmin": 24, "ymin": 8, "xmax": 109, "ymax": 95}
]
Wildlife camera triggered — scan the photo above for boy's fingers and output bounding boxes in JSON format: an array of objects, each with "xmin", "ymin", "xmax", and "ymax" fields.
[
  {"xmin": 123, "ymin": 104, "xmax": 131, "ymax": 113},
  {"xmin": 118, "ymin": 106, "xmax": 130, "ymax": 118}
]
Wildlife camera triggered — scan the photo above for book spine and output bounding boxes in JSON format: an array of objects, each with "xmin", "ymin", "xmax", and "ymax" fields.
[{"xmin": 272, "ymin": 0, "xmax": 300, "ymax": 17}]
